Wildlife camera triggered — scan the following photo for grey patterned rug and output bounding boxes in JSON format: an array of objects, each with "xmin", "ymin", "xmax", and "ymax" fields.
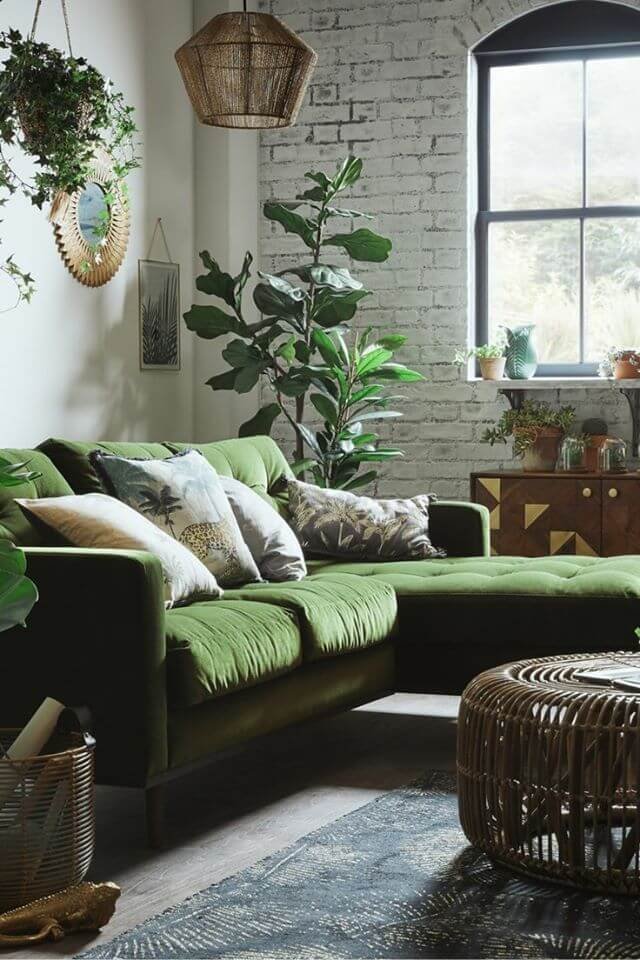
[{"xmin": 79, "ymin": 773, "xmax": 640, "ymax": 959}]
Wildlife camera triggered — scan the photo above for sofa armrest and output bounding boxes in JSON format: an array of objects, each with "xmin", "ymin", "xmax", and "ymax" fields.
[
  {"xmin": 1, "ymin": 548, "xmax": 167, "ymax": 788},
  {"xmin": 429, "ymin": 501, "xmax": 490, "ymax": 558}
]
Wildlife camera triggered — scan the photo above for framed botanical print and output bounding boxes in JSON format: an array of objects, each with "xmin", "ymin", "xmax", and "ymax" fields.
[{"xmin": 138, "ymin": 259, "xmax": 181, "ymax": 371}]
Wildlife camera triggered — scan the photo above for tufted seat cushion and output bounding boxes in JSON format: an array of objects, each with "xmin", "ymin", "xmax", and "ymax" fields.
[
  {"xmin": 306, "ymin": 556, "xmax": 640, "ymax": 599},
  {"xmin": 305, "ymin": 556, "xmax": 640, "ymax": 692},
  {"xmin": 166, "ymin": 600, "xmax": 302, "ymax": 708},
  {"xmin": 225, "ymin": 573, "xmax": 398, "ymax": 662}
]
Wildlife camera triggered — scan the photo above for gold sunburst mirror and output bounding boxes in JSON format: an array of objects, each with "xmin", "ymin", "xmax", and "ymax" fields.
[{"xmin": 51, "ymin": 151, "xmax": 130, "ymax": 287}]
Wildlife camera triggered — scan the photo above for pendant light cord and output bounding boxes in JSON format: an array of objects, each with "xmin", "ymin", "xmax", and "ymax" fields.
[
  {"xmin": 30, "ymin": 0, "xmax": 74, "ymax": 58},
  {"xmin": 243, "ymin": 0, "xmax": 248, "ymax": 11}
]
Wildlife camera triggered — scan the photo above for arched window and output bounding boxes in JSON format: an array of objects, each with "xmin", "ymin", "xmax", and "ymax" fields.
[{"xmin": 475, "ymin": 0, "xmax": 640, "ymax": 375}]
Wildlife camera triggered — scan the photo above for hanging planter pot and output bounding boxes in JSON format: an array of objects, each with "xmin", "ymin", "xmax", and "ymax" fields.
[{"xmin": 0, "ymin": 0, "xmax": 140, "ymax": 306}]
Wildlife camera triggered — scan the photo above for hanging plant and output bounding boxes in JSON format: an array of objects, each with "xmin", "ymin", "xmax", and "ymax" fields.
[{"xmin": 0, "ymin": 3, "xmax": 140, "ymax": 308}]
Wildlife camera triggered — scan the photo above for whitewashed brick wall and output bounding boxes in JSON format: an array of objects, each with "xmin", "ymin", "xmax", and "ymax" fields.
[{"xmin": 258, "ymin": 0, "xmax": 635, "ymax": 499}]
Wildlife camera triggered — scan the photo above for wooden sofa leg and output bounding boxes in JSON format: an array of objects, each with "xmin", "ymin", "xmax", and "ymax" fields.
[{"xmin": 145, "ymin": 784, "xmax": 166, "ymax": 849}]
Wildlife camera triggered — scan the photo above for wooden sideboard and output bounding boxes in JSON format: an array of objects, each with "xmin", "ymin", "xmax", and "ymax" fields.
[{"xmin": 471, "ymin": 471, "xmax": 640, "ymax": 557}]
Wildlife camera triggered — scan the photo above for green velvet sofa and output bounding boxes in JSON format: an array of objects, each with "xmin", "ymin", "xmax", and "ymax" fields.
[{"xmin": 2, "ymin": 435, "xmax": 640, "ymax": 845}]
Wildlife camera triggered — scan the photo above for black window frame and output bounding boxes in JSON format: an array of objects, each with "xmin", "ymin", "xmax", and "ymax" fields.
[{"xmin": 475, "ymin": 41, "xmax": 640, "ymax": 376}]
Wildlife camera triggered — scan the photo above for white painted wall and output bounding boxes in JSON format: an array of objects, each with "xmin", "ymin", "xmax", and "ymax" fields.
[
  {"xmin": 0, "ymin": 0, "xmax": 196, "ymax": 447},
  {"xmin": 191, "ymin": 0, "xmax": 261, "ymax": 442}
]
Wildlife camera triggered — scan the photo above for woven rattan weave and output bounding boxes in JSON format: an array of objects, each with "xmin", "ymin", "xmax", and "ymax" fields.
[
  {"xmin": 0, "ymin": 730, "xmax": 95, "ymax": 911},
  {"xmin": 458, "ymin": 653, "xmax": 640, "ymax": 894},
  {"xmin": 175, "ymin": 12, "xmax": 317, "ymax": 129}
]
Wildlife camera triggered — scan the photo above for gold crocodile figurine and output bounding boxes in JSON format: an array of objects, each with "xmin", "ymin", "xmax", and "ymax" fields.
[{"xmin": 0, "ymin": 881, "xmax": 120, "ymax": 947}]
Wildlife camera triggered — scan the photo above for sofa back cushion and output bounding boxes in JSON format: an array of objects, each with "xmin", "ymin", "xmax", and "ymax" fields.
[
  {"xmin": 0, "ymin": 449, "xmax": 73, "ymax": 545},
  {"xmin": 166, "ymin": 437, "xmax": 293, "ymax": 516},
  {"xmin": 38, "ymin": 439, "xmax": 172, "ymax": 493}
]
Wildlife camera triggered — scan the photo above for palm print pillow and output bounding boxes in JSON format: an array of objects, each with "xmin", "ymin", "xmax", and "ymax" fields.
[
  {"xmin": 286, "ymin": 479, "xmax": 445, "ymax": 561},
  {"xmin": 90, "ymin": 449, "xmax": 261, "ymax": 586}
]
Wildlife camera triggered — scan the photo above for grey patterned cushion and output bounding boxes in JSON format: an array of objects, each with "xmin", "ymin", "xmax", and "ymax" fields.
[
  {"xmin": 91, "ymin": 449, "xmax": 261, "ymax": 587},
  {"xmin": 287, "ymin": 479, "xmax": 445, "ymax": 561}
]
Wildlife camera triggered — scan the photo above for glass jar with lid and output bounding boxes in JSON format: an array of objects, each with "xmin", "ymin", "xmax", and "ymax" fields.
[
  {"xmin": 598, "ymin": 438, "xmax": 627, "ymax": 473},
  {"xmin": 557, "ymin": 436, "xmax": 587, "ymax": 472}
]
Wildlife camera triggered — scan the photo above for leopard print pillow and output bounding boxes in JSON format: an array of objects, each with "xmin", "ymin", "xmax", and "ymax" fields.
[{"xmin": 91, "ymin": 449, "xmax": 261, "ymax": 587}]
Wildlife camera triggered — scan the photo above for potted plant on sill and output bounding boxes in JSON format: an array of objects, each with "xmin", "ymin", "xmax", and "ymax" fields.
[
  {"xmin": 483, "ymin": 400, "xmax": 575, "ymax": 472},
  {"xmin": 601, "ymin": 348, "xmax": 640, "ymax": 380},
  {"xmin": 454, "ymin": 342, "xmax": 506, "ymax": 381}
]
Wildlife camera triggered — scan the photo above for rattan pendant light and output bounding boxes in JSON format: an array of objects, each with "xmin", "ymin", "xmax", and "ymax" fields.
[{"xmin": 175, "ymin": 2, "xmax": 317, "ymax": 129}]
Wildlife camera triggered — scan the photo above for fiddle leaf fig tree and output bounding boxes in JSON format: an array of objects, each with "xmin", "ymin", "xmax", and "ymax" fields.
[{"xmin": 185, "ymin": 156, "xmax": 423, "ymax": 488}]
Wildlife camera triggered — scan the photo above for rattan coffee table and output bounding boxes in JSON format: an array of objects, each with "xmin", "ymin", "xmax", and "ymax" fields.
[{"xmin": 458, "ymin": 653, "xmax": 640, "ymax": 895}]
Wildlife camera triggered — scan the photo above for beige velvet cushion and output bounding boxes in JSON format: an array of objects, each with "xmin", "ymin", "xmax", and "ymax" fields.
[
  {"xmin": 16, "ymin": 493, "xmax": 222, "ymax": 608},
  {"xmin": 286, "ymin": 479, "xmax": 445, "ymax": 561}
]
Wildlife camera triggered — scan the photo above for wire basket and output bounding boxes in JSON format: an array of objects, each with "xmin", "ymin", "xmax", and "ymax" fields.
[{"xmin": 0, "ymin": 727, "xmax": 95, "ymax": 911}]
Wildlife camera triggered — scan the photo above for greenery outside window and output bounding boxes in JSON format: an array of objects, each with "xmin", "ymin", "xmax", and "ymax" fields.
[{"xmin": 475, "ymin": 1, "xmax": 640, "ymax": 376}]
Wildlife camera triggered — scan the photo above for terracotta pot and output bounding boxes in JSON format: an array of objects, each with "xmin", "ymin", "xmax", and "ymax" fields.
[
  {"xmin": 515, "ymin": 426, "xmax": 563, "ymax": 472},
  {"xmin": 585, "ymin": 434, "xmax": 608, "ymax": 472},
  {"xmin": 613, "ymin": 353, "xmax": 640, "ymax": 379},
  {"xmin": 479, "ymin": 356, "xmax": 506, "ymax": 380}
]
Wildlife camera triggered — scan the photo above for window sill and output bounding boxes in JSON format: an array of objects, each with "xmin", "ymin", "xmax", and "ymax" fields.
[{"xmin": 470, "ymin": 377, "xmax": 640, "ymax": 389}]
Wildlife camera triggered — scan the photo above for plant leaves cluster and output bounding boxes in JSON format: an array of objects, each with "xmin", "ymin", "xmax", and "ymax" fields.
[
  {"xmin": 483, "ymin": 400, "xmax": 575, "ymax": 457},
  {"xmin": 185, "ymin": 156, "xmax": 423, "ymax": 489},
  {"xmin": 0, "ymin": 24, "xmax": 140, "ymax": 307},
  {"xmin": 0, "ymin": 455, "xmax": 40, "ymax": 631}
]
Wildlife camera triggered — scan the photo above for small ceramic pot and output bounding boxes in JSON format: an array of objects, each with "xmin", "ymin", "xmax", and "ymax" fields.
[
  {"xmin": 613, "ymin": 353, "xmax": 640, "ymax": 379},
  {"xmin": 479, "ymin": 356, "xmax": 506, "ymax": 380},
  {"xmin": 516, "ymin": 427, "xmax": 563, "ymax": 472}
]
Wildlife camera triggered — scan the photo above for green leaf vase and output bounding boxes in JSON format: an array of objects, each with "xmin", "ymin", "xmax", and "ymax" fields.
[{"xmin": 504, "ymin": 325, "xmax": 537, "ymax": 379}]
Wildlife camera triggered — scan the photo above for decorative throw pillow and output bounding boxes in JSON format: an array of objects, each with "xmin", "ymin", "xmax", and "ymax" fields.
[
  {"xmin": 90, "ymin": 449, "xmax": 261, "ymax": 587},
  {"xmin": 286, "ymin": 479, "xmax": 445, "ymax": 561},
  {"xmin": 220, "ymin": 475, "xmax": 306, "ymax": 582},
  {"xmin": 16, "ymin": 494, "xmax": 221, "ymax": 608}
]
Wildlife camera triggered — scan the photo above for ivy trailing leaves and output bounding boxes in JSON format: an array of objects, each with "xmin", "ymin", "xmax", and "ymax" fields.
[
  {"xmin": 0, "ymin": 16, "xmax": 139, "ymax": 308},
  {"xmin": 185, "ymin": 156, "xmax": 423, "ymax": 491}
]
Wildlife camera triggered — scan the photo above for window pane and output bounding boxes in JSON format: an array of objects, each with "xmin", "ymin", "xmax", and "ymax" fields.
[
  {"xmin": 490, "ymin": 62, "xmax": 582, "ymax": 210},
  {"xmin": 488, "ymin": 220, "xmax": 580, "ymax": 363},
  {"xmin": 585, "ymin": 217, "xmax": 640, "ymax": 360},
  {"xmin": 587, "ymin": 57, "xmax": 640, "ymax": 206}
]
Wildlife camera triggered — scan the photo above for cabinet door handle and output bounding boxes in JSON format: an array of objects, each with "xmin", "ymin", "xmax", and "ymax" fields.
[
  {"xmin": 582, "ymin": 487, "xmax": 592, "ymax": 498},
  {"xmin": 608, "ymin": 487, "xmax": 619, "ymax": 499}
]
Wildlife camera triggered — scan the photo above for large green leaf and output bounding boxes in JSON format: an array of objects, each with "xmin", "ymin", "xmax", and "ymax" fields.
[
  {"xmin": 325, "ymin": 206, "xmax": 374, "ymax": 220},
  {"xmin": 253, "ymin": 283, "xmax": 304, "ymax": 321},
  {"xmin": 370, "ymin": 364, "xmax": 424, "ymax": 382},
  {"xmin": 347, "ymin": 409, "xmax": 402, "ymax": 426},
  {"xmin": 377, "ymin": 334, "xmax": 407, "ymax": 350},
  {"xmin": 222, "ymin": 339, "xmax": 262, "ymax": 368},
  {"xmin": 234, "ymin": 362, "xmax": 264, "ymax": 394},
  {"xmin": 313, "ymin": 289, "xmax": 370, "ymax": 327},
  {"xmin": 305, "ymin": 170, "xmax": 332, "ymax": 190},
  {"xmin": 184, "ymin": 304, "xmax": 245, "ymax": 339},
  {"xmin": 310, "ymin": 393, "xmax": 338, "ymax": 426},
  {"xmin": 0, "ymin": 456, "xmax": 41, "ymax": 486},
  {"xmin": 206, "ymin": 369, "xmax": 238, "ymax": 391},
  {"xmin": 356, "ymin": 347, "xmax": 393, "ymax": 377},
  {"xmin": 332, "ymin": 157, "xmax": 363, "ymax": 192},
  {"xmin": 285, "ymin": 264, "xmax": 363, "ymax": 292},
  {"xmin": 296, "ymin": 185, "xmax": 326, "ymax": 202},
  {"xmin": 0, "ymin": 541, "xmax": 37, "ymax": 633},
  {"xmin": 277, "ymin": 371, "xmax": 311, "ymax": 397},
  {"xmin": 296, "ymin": 423, "xmax": 323, "ymax": 458},
  {"xmin": 263, "ymin": 202, "xmax": 315, "ymax": 247},
  {"xmin": 341, "ymin": 470, "xmax": 377, "ymax": 491},
  {"xmin": 238, "ymin": 403, "xmax": 281, "ymax": 437},
  {"xmin": 235, "ymin": 251, "xmax": 253, "ymax": 304},
  {"xmin": 197, "ymin": 251, "xmax": 236, "ymax": 306},
  {"xmin": 312, "ymin": 328, "xmax": 342, "ymax": 367},
  {"xmin": 275, "ymin": 336, "xmax": 297, "ymax": 363},
  {"xmin": 257, "ymin": 271, "xmax": 306, "ymax": 302},
  {"xmin": 323, "ymin": 228, "xmax": 392, "ymax": 263}
]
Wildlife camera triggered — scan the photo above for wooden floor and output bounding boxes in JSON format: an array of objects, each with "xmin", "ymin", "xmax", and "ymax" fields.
[{"xmin": 8, "ymin": 693, "xmax": 459, "ymax": 959}]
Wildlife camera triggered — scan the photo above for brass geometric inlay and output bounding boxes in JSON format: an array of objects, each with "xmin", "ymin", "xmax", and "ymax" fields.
[
  {"xmin": 524, "ymin": 503, "xmax": 549, "ymax": 530},
  {"xmin": 550, "ymin": 530, "xmax": 574, "ymax": 555},
  {"xmin": 575, "ymin": 533, "xmax": 597, "ymax": 557},
  {"xmin": 479, "ymin": 477, "xmax": 501, "ymax": 502},
  {"xmin": 490, "ymin": 505, "xmax": 501, "ymax": 530}
]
